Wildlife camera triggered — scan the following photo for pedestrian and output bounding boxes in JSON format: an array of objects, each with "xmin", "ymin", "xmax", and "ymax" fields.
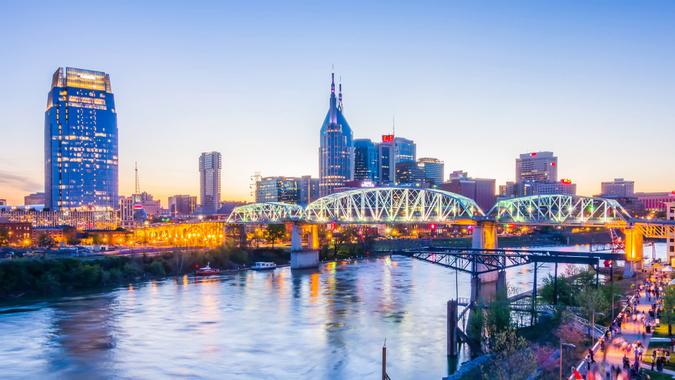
[
  {"xmin": 667, "ymin": 350, "xmax": 671, "ymax": 363},
  {"xmin": 589, "ymin": 347, "xmax": 595, "ymax": 363},
  {"xmin": 652, "ymin": 349, "xmax": 657, "ymax": 370}
]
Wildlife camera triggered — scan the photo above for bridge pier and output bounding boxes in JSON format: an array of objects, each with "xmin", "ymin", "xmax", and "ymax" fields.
[
  {"xmin": 309, "ymin": 225, "xmax": 320, "ymax": 250},
  {"xmin": 623, "ymin": 228, "xmax": 643, "ymax": 278},
  {"xmin": 472, "ymin": 221, "xmax": 499, "ymax": 282},
  {"xmin": 290, "ymin": 223, "xmax": 319, "ymax": 269}
]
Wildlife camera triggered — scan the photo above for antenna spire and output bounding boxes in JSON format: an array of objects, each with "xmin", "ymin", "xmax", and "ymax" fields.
[
  {"xmin": 134, "ymin": 161, "xmax": 140, "ymax": 195},
  {"xmin": 338, "ymin": 76, "xmax": 343, "ymax": 110},
  {"xmin": 331, "ymin": 67, "xmax": 335, "ymax": 94}
]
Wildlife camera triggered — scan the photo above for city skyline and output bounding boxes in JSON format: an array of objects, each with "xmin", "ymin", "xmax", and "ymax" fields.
[{"xmin": 2, "ymin": 2, "xmax": 675, "ymax": 205}]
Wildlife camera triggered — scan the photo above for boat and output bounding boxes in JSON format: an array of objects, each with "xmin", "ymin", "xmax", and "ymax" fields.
[
  {"xmin": 251, "ymin": 262, "xmax": 276, "ymax": 271},
  {"xmin": 195, "ymin": 262, "xmax": 221, "ymax": 276}
]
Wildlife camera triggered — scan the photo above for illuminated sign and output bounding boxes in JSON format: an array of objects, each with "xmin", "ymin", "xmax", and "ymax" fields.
[
  {"xmin": 560, "ymin": 179, "xmax": 572, "ymax": 185},
  {"xmin": 530, "ymin": 152, "xmax": 537, "ymax": 157},
  {"xmin": 551, "ymin": 162, "xmax": 556, "ymax": 166},
  {"xmin": 382, "ymin": 134, "xmax": 394, "ymax": 143}
]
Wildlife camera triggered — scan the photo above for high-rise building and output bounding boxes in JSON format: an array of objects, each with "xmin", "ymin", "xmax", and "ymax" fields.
[
  {"xmin": 520, "ymin": 180, "xmax": 576, "ymax": 196},
  {"xmin": 354, "ymin": 139, "xmax": 379, "ymax": 183},
  {"xmin": 118, "ymin": 196, "xmax": 135, "ymax": 228},
  {"xmin": 45, "ymin": 67, "xmax": 118, "ymax": 210},
  {"xmin": 635, "ymin": 192, "xmax": 675, "ymax": 211},
  {"xmin": 515, "ymin": 152, "xmax": 557, "ymax": 183},
  {"xmin": 395, "ymin": 161, "xmax": 425, "ymax": 186},
  {"xmin": 417, "ymin": 157, "xmax": 444, "ymax": 186},
  {"xmin": 24, "ymin": 192, "xmax": 45, "ymax": 206},
  {"xmin": 298, "ymin": 175, "xmax": 320, "ymax": 205},
  {"xmin": 256, "ymin": 176, "xmax": 300, "ymax": 204},
  {"xmin": 600, "ymin": 178, "xmax": 635, "ymax": 198},
  {"xmin": 168, "ymin": 195, "xmax": 197, "ymax": 216},
  {"xmin": 378, "ymin": 135, "xmax": 395, "ymax": 185},
  {"xmin": 440, "ymin": 172, "xmax": 496, "ymax": 211},
  {"xmin": 199, "ymin": 152, "xmax": 222, "ymax": 214},
  {"xmin": 319, "ymin": 73, "xmax": 353, "ymax": 196},
  {"xmin": 394, "ymin": 137, "xmax": 416, "ymax": 164}
]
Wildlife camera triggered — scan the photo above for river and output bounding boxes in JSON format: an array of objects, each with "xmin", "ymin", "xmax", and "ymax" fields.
[{"xmin": 0, "ymin": 243, "xmax": 667, "ymax": 379}]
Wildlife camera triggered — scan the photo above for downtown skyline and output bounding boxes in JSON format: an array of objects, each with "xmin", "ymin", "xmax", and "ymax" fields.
[{"xmin": 2, "ymin": 2, "xmax": 675, "ymax": 205}]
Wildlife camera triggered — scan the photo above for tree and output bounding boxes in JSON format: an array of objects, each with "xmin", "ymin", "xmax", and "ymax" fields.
[
  {"xmin": 467, "ymin": 305, "xmax": 485, "ymax": 349},
  {"xmin": 481, "ymin": 328, "xmax": 536, "ymax": 380},
  {"xmin": 37, "ymin": 233, "xmax": 56, "ymax": 248},
  {"xmin": 663, "ymin": 285, "xmax": 675, "ymax": 337},
  {"xmin": 0, "ymin": 227, "xmax": 9, "ymax": 246},
  {"xmin": 540, "ymin": 274, "xmax": 576, "ymax": 306},
  {"xmin": 332, "ymin": 226, "xmax": 359, "ymax": 257},
  {"xmin": 264, "ymin": 224, "xmax": 286, "ymax": 248},
  {"xmin": 576, "ymin": 285, "xmax": 607, "ymax": 339}
]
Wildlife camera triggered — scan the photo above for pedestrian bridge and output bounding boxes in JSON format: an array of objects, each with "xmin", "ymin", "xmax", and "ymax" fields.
[{"xmin": 227, "ymin": 187, "xmax": 483, "ymax": 224}]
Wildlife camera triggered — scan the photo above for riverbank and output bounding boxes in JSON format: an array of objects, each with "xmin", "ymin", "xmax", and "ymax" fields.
[{"xmin": 0, "ymin": 247, "xmax": 290, "ymax": 300}]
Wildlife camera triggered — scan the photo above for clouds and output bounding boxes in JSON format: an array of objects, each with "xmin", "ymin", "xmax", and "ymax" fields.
[{"xmin": 0, "ymin": 170, "xmax": 41, "ymax": 193}]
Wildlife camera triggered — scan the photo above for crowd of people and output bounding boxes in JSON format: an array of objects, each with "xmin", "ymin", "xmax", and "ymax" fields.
[{"xmin": 571, "ymin": 265, "xmax": 673, "ymax": 379}]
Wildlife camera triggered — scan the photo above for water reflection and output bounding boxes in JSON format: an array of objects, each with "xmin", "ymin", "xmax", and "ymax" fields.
[{"xmin": 0, "ymin": 243, "xmax": 667, "ymax": 380}]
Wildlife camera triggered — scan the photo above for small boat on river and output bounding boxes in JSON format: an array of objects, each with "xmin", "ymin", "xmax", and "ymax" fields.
[
  {"xmin": 251, "ymin": 262, "xmax": 276, "ymax": 271},
  {"xmin": 196, "ymin": 262, "xmax": 221, "ymax": 276}
]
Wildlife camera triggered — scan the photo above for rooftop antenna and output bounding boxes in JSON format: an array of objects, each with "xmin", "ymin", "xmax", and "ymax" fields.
[
  {"xmin": 134, "ymin": 161, "xmax": 140, "ymax": 195},
  {"xmin": 338, "ymin": 76, "xmax": 343, "ymax": 110}
]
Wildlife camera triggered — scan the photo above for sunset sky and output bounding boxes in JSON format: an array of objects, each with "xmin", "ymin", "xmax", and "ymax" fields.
[{"xmin": 1, "ymin": 1, "xmax": 674, "ymax": 206}]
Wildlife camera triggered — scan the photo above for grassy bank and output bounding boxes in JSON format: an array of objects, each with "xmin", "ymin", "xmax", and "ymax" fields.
[{"xmin": 0, "ymin": 246, "xmax": 289, "ymax": 300}]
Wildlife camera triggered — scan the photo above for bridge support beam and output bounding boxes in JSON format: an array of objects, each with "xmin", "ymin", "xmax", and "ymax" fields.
[
  {"xmin": 290, "ymin": 223, "xmax": 319, "ymax": 269},
  {"xmin": 309, "ymin": 225, "xmax": 320, "ymax": 250},
  {"xmin": 472, "ymin": 221, "xmax": 499, "ymax": 282},
  {"xmin": 623, "ymin": 228, "xmax": 643, "ymax": 278}
]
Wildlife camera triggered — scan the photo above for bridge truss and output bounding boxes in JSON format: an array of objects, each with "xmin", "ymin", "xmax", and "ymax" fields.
[
  {"xmin": 488, "ymin": 195, "xmax": 631, "ymax": 227},
  {"xmin": 226, "ymin": 202, "xmax": 304, "ymax": 224},
  {"xmin": 303, "ymin": 187, "xmax": 483, "ymax": 224}
]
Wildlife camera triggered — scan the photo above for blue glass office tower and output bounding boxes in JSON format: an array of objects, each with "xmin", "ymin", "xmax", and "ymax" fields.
[
  {"xmin": 45, "ymin": 67, "xmax": 118, "ymax": 210},
  {"xmin": 319, "ymin": 73, "xmax": 353, "ymax": 196},
  {"xmin": 354, "ymin": 139, "xmax": 379, "ymax": 183}
]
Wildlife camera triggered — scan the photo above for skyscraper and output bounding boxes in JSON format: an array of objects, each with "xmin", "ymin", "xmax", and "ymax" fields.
[
  {"xmin": 378, "ymin": 135, "xmax": 395, "ymax": 185},
  {"xmin": 515, "ymin": 152, "xmax": 557, "ymax": 183},
  {"xmin": 319, "ymin": 73, "xmax": 353, "ymax": 196},
  {"xmin": 394, "ymin": 137, "xmax": 416, "ymax": 164},
  {"xmin": 417, "ymin": 157, "xmax": 444, "ymax": 186},
  {"xmin": 199, "ymin": 152, "xmax": 222, "ymax": 214},
  {"xmin": 354, "ymin": 139, "xmax": 379, "ymax": 183},
  {"xmin": 45, "ymin": 67, "xmax": 118, "ymax": 210}
]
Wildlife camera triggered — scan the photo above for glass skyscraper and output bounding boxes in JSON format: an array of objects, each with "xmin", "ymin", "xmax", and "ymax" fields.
[
  {"xmin": 319, "ymin": 73, "xmax": 353, "ymax": 196},
  {"xmin": 354, "ymin": 139, "xmax": 379, "ymax": 183},
  {"xmin": 45, "ymin": 67, "xmax": 118, "ymax": 210}
]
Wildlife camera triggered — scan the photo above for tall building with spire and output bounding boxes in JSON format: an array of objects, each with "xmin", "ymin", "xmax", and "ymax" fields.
[{"xmin": 319, "ymin": 73, "xmax": 353, "ymax": 196}]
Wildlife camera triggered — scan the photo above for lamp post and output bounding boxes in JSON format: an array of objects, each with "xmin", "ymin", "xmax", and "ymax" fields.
[{"xmin": 560, "ymin": 342, "xmax": 576, "ymax": 380}]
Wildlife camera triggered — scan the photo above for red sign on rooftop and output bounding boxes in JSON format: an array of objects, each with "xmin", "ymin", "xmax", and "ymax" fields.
[{"xmin": 382, "ymin": 134, "xmax": 394, "ymax": 143}]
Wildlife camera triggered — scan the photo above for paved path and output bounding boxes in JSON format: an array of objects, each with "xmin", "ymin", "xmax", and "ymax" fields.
[{"xmin": 583, "ymin": 282, "xmax": 675, "ymax": 378}]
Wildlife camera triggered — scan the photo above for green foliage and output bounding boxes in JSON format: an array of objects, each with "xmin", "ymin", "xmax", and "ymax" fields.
[
  {"xmin": 264, "ymin": 224, "xmax": 286, "ymax": 248},
  {"xmin": 540, "ymin": 274, "xmax": 576, "ymax": 306},
  {"xmin": 0, "ymin": 227, "xmax": 9, "ymax": 246},
  {"xmin": 486, "ymin": 294, "xmax": 511, "ymax": 338},
  {"xmin": 481, "ymin": 328, "xmax": 536, "ymax": 380},
  {"xmin": 663, "ymin": 285, "xmax": 675, "ymax": 337},
  {"xmin": 37, "ymin": 233, "xmax": 56, "ymax": 248},
  {"xmin": 467, "ymin": 306, "xmax": 485, "ymax": 346}
]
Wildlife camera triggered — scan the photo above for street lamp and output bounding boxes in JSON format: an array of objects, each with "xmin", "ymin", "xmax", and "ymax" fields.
[{"xmin": 560, "ymin": 342, "xmax": 576, "ymax": 380}]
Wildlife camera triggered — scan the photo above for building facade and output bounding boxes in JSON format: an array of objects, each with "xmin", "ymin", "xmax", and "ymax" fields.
[
  {"xmin": 168, "ymin": 195, "xmax": 197, "ymax": 216},
  {"xmin": 118, "ymin": 196, "xmax": 135, "ymax": 228},
  {"xmin": 515, "ymin": 152, "xmax": 557, "ymax": 183},
  {"xmin": 395, "ymin": 161, "xmax": 425, "ymax": 186},
  {"xmin": 199, "ymin": 152, "xmax": 222, "ymax": 214},
  {"xmin": 417, "ymin": 157, "xmax": 444, "ymax": 186},
  {"xmin": 600, "ymin": 178, "xmax": 635, "ymax": 198},
  {"xmin": 24, "ymin": 192, "xmax": 45, "ymax": 206},
  {"xmin": 667, "ymin": 202, "xmax": 675, "ymax": 265},
  {"xmin": 298, "ymin": 176, "xmax": 320, "ymax": 205},
  {"xmin": 394, "ymin": 137, "xmax": 416, "ymax": 164},
  {"xmin": 354, "ymin": 139, "xmax": 379, "ymax": 183},
  {"xmin": 45, "ymin": 67, "xmax": 118, "ymax": 210},
  {"xmin": 635, "ymin": 192, "xmax": 675, "ymax": 212},
  {"xmin": 440, "ymin": 173, "xmax": 496, "ymax": 211},
  {"xmin": 319, "ymin": 73, "xmax": 353, "ymax": 196},
  {"xmin": 378, "ymin": 135, "xmax": 395, "ymax": 185},
  {"xmin": 256, "ymin": 177, "xmax": 300, "ymax": 204}
]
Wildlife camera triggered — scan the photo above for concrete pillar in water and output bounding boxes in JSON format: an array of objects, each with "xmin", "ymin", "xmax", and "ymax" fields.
[
  {"xmin": 290, "ymin": 223, "xmax": 302, "ymax": 252},
  {"xmin": 290, "ymin": 223, "xmax": 320, "ymax": 269},
  {"xmin": 623, "ymin": 227, "xmax": 643, "ymax": 278},
  {"xmin": 238, "ymin": 225, "xmax": 247, "ymax": 248},
  {"xmin": 471, "ymin": 221, "xmax": 499, "ymax": 282}
]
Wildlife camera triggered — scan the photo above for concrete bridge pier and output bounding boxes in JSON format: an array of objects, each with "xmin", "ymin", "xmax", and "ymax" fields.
[
  {"xmin": 470, "ymin": 270, "xmax": 506, "ymax": 305},
  {"xmin": 472, "ymin": 221, "xmax": 499, "ymax": 283},
  {"xmin": 290, "ymin": 223, "xmax": 319, "ymax": 269},
  {"xmin": 623, "ymin": 227, "xmax": 644, "ymax": 278}
]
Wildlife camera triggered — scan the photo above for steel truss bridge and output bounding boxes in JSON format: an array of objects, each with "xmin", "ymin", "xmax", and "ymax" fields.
[
  {"xmin": 397, "ymin": 247, "xmax": 624, "ymax": 277},
  {"xmin": 129, "ymin": 189, "xmax": 674, "ymax": 247}
]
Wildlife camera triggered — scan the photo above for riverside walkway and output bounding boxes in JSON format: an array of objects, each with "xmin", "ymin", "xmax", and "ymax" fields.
[{"xmin": 574, "ymin": 267, "xmax": 675, "ymax": 379}]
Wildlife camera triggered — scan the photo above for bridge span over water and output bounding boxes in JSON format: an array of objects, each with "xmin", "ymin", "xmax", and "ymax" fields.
[{"xmin": 138, "ymin": 187, "xmax": 675, "ymax": 274}]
